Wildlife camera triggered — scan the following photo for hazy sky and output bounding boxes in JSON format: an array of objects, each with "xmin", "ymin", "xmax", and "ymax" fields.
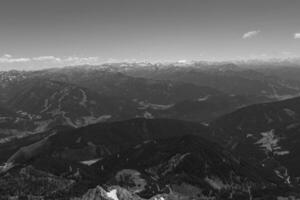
[{"xmin": 1, "ymin": 0, "xmax": 300, "ymax": 69}]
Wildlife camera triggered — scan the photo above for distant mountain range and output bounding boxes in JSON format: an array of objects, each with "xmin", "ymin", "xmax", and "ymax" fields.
[
  {"xmin": 1, "ymin": 62, "xmax": 300, "ymax": 199},
  {"xmin": 0, "ymin": 65, "xmax": 277, "ymax": 142}
]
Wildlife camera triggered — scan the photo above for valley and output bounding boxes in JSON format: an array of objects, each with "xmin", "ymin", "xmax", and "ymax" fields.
[{"xmin": 1, "ymin": 63, "xmax": 300, "ymax": 199}]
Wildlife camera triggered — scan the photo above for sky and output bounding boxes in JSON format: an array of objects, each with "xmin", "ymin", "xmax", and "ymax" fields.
[{"xmin": 0, "ymin": 0, "xmax": 300, "ymax": 70}]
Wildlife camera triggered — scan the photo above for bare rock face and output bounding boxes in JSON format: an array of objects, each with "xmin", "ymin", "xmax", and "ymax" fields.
[
  {"xmin": 72, "ymin": 185, "xmax": 197, "ymax": 200},
  {"xmin": 72, "ymin": 186, "xmax": 111, "ymax": 200},
  {"xmin": 72, "ymin": 186, "xmax": 142, "ymax": 200}
]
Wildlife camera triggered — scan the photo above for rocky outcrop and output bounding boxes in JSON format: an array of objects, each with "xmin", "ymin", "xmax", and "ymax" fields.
[{"xmin": 72, "ymin": 186, "xmax": 142, "ymax": 200}]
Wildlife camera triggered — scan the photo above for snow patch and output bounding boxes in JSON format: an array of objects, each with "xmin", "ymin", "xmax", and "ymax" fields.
[
  {"xmin": 275, "ymin": 151, "xmax": 290, "ymax": 156},
  {"xmin": 283, "ymin": 108, "xmax": 296, "ymax": 118},
  {"xmin": 0, "ymin": 162, "xmax": 14, "ymax": 174},
  {"xmin": 201, "ymin": 122, "xmax": 209, "ymax": 126},
  {"xmin": 275, "ymin": 168, "xmax": 291, "ymax": 184},
  {"xmin": 16, "ymin": 110, "xmax": 41, "ymax": 120},
  {"xmin": 205, "ymin": 176, "xmax": 229, "ymax": 191},
  {"xmin": 152, "ymin": 197, "xmax": 165, "ymax": 200},
  {"xmin": 255, "ymin": 129, "xmax": 289, "ymax": 156},
  {"xmin": 79, "ymin": 89, "xmax": 88, "ymax": 108},
  {"xmin": 106, "ymin": 189, "xmax": 119, "ymax": 200},
  {"xmin": 197, "ymin": 95, "xmax": 210, "ymax": 102},
  {"xmin": 137, "ymin": 101, "xmax": 174, "ymax": 110},
  {"xmin": 40, "ymin": 99, "xmax": 51, "ymax": 113},
  {"xmin": 75, "ymin": 115, "xmax": 112, "ymax": 126},
  {"xmin": 81, "ymin": 158, "xmax": 102, "ymax": 166},
  {"xmin": 162, "ymin": 153, "xmax": 190, "ymax": 175},
  {"xmin": 0, "ymin": 129, "xmax": 35, "ymax": 144},
  {"xmin": 286, "ymin": 123, "xmax": 300, "ymax": 130},
  {"xmin": 143, "ymin": 111, "xmax": 154, "ymax": 119},
  {"xmin": 33, "ymin": 120, "xmax": 53, "ymax": 133},
  {"xmin": 134, "ymin": 144, "xmax": 142, "ymax": 149}
]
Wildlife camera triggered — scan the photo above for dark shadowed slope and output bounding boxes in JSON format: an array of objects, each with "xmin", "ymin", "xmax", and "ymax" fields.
[{"xmin": 211, "ymin": 96, "xmax": 300, "ymax": 184}]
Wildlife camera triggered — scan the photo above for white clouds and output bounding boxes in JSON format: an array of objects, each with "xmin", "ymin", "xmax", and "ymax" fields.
[
  {"xmin": 242, "ymin": 30, "xmax": 260, "ymax": 39},
  {"xmin": 104, "ymin": 58, "xmax": 139, "ymax": 63},
  {"xmin": 242, "ymin": 31, "xmax": 300, "ymax": 40},
  {"xmin": 294, "ymin": 33, "xmax": 300, "ymax": 39},
  {"xmin": 3, "ymin": 54, "xmax": 12, "ymax": 58},
  {"xmin": 0, "ymin": 55, "xmax": 102, "ymax": 65},
  {"xmin": 177, "ymin": 60, "xmax": 187, "ymax": 63},
  {"xmin": 0, "ymin": 55, "xmax": 31, "ymax": 63},
  {"xmin": 64, "ymin": 56, "xmax": 100, "ymax": 64},
  {"xmin": 0, "ymin": 54, "xmax": 105, "ymax": 70},
  {"xmin": 32, "ymin": 56, "xmax": 100, "ymax": 64},
  {"xmin": 11, "ymin": 58, "xmax": 31, "ymax": 62},
  {"xmin": 233, "ymin": 51, "xmax": 300, "ymax": 63},
  {"xmin": 33, "ymin": 56, "xmax": 61, "ymax": 62}
]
